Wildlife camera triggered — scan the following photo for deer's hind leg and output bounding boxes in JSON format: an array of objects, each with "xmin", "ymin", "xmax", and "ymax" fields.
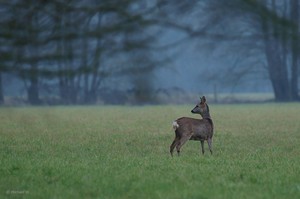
[
  {"xmin": 175, "ymin": 135, "xmax": 192, "ymax": 156},
  {"xmin": 170, "ymin": 137, "xmax": 180, "ymax": 157}
]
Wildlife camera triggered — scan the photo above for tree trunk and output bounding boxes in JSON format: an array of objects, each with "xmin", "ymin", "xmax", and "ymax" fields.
[
  {"xmin": 265, "ymin": 44, "xmax": 290, "ymax": 101},
  {"xmin": 84, "ymin": 91, "xmax": 97, "ymax": 104},
  {"xmin": 290, "ymin": 0, "xmax": 300, "ymax": 100},
  {"xmin": 28, "ymin": 67, "xmax": 40, "ymax": 105},
  {"xmin": 0, "ymin": 72, "xmax": 3, "ymax": 104},
  {"xmin": 261, "ymin": 2, "xmax": 292, "ymax": 102},
  {"xmin": 290, "ymin": 43, "xmax": 299, "ymax": 100}
]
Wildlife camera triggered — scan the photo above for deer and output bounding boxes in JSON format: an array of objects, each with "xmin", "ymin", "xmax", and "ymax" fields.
[{"xmin": 170, "ymin": 96, "xmax": 214, "ymax": 156}]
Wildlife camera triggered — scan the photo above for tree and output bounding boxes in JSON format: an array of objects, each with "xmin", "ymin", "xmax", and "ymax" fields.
[
  {"xmin": 0, "ymin": 0, "xmax": 54, "ymax": 104},
  {"xmin": 156, "ymin": 0, "xmax": 300, "ymax": 101},
  {"xmin": 0, "ymin": 0, "xmax": 160, "ymax": 104},
  {"xmin": 206, "ymin": 0, "xmax": 300, "ymax": 101},
  {"xmin": 0, "ymin": 72, "xmax": 3, "ymax": 104},
  {"xmin": 258, "ymin": 0, "xmax": 299, "ymax": 101}
]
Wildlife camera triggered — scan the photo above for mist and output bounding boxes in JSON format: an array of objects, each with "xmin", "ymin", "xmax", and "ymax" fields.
[{"xmin": 0, "ymin": 0, "xmax": 299, "ymax": 105}]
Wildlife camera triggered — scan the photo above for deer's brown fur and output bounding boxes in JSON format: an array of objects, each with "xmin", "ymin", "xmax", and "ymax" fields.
[{"xmin": 170, "ymin": 96, "xmax": 214, "ymax": 156}]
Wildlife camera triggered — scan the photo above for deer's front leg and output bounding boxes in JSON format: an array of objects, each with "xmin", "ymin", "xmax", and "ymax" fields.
[
  {"xmin": 200, "ymin": 140, "xmax": 205, "ymax": 155},
  {"xmin": 207, "ymin": 138, "xmax": 213, "ymax": 155}
]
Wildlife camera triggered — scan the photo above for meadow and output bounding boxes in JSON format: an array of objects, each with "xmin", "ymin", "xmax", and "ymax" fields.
[{"xmin": 1, "ymin": 104, "xmax": 300, "ymax": 199}]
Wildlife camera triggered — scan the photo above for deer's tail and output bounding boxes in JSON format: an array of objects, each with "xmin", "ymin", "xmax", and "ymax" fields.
[{"xmin": 172, "ymin": 120, "xmax": 179, "ymax": 130}]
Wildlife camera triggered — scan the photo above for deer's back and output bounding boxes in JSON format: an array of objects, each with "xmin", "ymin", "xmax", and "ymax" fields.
[{"xmin": 176, "ymin": 117, "xmax": 213, "ymax": 140}]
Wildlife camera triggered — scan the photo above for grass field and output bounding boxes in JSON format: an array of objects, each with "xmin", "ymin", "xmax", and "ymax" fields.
[{"xmin": 1, "ymin": 104, "xmax": 300, "ymax": 199}]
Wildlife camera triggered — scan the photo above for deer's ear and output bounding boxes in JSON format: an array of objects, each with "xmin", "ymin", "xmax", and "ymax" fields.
[{"xmin": 201, "ymin": 96, "xmax": 206, "ymax": 103}]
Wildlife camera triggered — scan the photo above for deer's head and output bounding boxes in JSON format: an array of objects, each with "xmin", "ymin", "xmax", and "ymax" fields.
[{"xmin": 191, "ymin": 96, "xmax": 210, "ymax": 118}]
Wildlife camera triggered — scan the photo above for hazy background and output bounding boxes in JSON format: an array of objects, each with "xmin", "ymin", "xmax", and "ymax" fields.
[{"xmin": 0, "ymin": 0, "xmax": 299, "ymax": 105}]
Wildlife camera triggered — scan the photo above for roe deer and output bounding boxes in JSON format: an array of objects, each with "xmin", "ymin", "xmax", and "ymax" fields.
[{"xmin": 170, "ymin": 96, "xmax": 214, "ymax": 156}]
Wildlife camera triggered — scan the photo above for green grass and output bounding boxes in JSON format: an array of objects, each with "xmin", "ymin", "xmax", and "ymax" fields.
[{"xmin": 1, "ymin": 104, "xmax": 300, "ymax": 199}]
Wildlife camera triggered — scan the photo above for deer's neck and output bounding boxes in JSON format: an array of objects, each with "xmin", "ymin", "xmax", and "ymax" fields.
[
  {"xmin": 201, "ymin": 112, "xmax": 211, "ymax": 120},
  {"xmin": 202, "ymin": 113, "xmax": 213, "ymax": 129}
]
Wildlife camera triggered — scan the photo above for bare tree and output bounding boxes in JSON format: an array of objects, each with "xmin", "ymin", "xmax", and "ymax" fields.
[
  {"xmin": 157, "ymin": 0, "xmax": 300, "ymax": 101},
  {"xmin": 0, "ymin": 0, "xmax": 161, "ymax": 105},
  {"xmin": 212, "ymin": 0, "xmax": 300, "ymax": 101},
  {"xmin": 0, "ymin": 73, "xmax": 3, "ymax": 104}
]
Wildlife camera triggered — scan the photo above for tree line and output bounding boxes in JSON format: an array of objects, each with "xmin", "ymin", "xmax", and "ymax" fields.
[
  {"xmin": 1, "ymin": 0, "xmax": 299, "ymax": 105},
  {"xmin": 0, "ymin": 0, "xmax": 159, "ymax": 105},
  {"xmin": 206, "ymin": 0, "xmax": 300, "ymax": 101},
  {"xmin": 158, "ymin": 0, "xmax": 300, "ymax": 101}
]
